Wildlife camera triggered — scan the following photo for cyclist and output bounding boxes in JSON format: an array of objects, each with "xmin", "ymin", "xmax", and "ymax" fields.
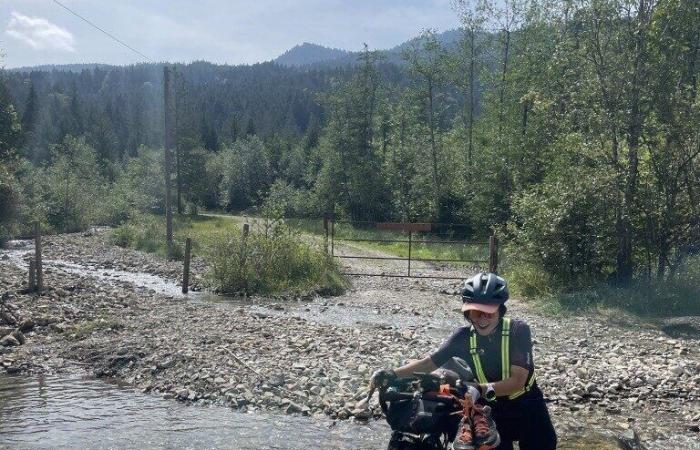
[{"xmin": 372, "ymin": 272, "xmax": 557, "ymax": 450}]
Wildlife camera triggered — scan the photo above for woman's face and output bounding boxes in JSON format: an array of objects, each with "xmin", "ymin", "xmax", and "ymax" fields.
[{"xmin": 467, "ymin": 309, "xmax": 499, "ymax": 334}]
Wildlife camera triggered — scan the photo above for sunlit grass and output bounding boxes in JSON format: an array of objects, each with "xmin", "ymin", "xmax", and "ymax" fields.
[
  {"xmin": 110, "ymin": 213, "xmax": 346, "ymax": 296},
  {"xmin": 285, "ymin": 217, "xmax": 490, "ymax": 262}
]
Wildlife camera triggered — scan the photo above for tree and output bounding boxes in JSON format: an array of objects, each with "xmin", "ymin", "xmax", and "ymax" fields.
[
  {"xmin": 403, "ymin": 30, "xmax": 450, "ymax": 218},
  {"xmin": 0, "ymin": 76, "xmax": 22, "ymax": 240},
  {"xmin": 314, "ymin": 46, "xmax": 390, "ymax": 221},
  {"xmin": 453, "ymin": 0, "xmax": 491, "ymax": 166}
]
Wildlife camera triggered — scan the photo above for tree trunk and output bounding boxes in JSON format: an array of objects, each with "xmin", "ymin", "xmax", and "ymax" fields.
[
  {"xmin": 498, "ymin": 29, "xmax": 511, "ymax": 135},
  {"xmin": 427, "ymin": 77, "xmax": 441, "ymax": 215},
  {"xmin": 468, "ymin": 28, "xmax": 475, "ymax": 166}
]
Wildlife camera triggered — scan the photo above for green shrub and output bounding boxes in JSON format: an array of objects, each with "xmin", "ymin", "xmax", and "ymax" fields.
[
  {"xmin": 510, "ymin": 254, "xmax": 700, "ymax": 317},
  {"xmin": 110, "ymin": 214, "xmax": 184, "ymax": 259},
  {"xmin": 208, "ymin": 228, "xmax": 347, "ymax": 296},
  {"xmin": 505, "ymin": 261, "xmax": 557, "ymax": 300}
]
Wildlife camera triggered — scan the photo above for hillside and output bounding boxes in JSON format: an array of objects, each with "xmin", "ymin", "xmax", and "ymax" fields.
[{"xmin": 274, "ymin": 43, "xmax": 350, "ymax": 67}]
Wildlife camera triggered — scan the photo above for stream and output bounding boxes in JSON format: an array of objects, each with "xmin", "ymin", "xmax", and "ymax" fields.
[
  {"xmin": 2, "ymin": 240, "xmax": 698, "ymax": 449},
  {"xmin": 0, "ymin": 374, "xmax": 388, "ymax": 450}
]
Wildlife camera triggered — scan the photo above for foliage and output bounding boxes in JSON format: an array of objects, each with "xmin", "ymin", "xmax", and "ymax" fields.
[
  {"xmin": 102, "ymin": 146, "xmax": 165, "ymax": 224},
  {"xmin": 207, "ymin": 225, "xmax": 346, "ymax": 296},
  {"xmin": 2, "ymin": 2, "xmax": 699, "ymax": 317},
  {"xmin": 17, "ymin": 136, "xmax": 106, "ymax": 233},
  {"xmin": 0, "ymin": 76, "xmax": 21, "ymax": 242},
  {"xmin": 215, "ymin": 136, "xmax": 272, "ymax": 211},
  {"xmin": 111, "ymin": 214, "xmax": 183, "ymax": 260}
]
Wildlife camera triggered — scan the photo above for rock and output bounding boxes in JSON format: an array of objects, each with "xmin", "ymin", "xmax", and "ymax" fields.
[
  {"xmin": 177, "ymin": 389, "xmax": 190, "ymax": 400},
  {"xmin": 285, "ymin": 402, "xmax": 303, "ymax": 414},
  {"xmin": 670, "ymin": 366, "xmax": 684, "ymax": 376},
  {"xmin": 156, "ymin": 359, "xmax": 175, "ymax": 370},
  {"xmin": 18, "ymin": 320, "xmax": 35, "ymax": 333},
  {"xmin": 351, "ymin": 408, "xmax": 372, "ymax": 420},
  {"xmin": 11, "ymin": 330, "xmax": 25, "ymax": 345},
  {"xmin": 0, "ymin": 335, "xmax": 19, "ymax": 347},
  {"xmin": 35, "ymin": 317, "xmax": 57, "ymax": 326},
  {"xmin": 0, "ymin": 327, "xmax": 13, "ymax": 337},
  {"xmin": 0, "ymin": 311, "xmax": 17, "ymax": 326},
  {"xmin": 617, "ymin": 429, "xmax": 644, "ymax": 450}
]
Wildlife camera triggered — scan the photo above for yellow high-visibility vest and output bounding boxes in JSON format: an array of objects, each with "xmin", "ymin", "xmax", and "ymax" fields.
[{"xmin": 469, "ymin": 317, "xmax": 537, "ymax": 400}]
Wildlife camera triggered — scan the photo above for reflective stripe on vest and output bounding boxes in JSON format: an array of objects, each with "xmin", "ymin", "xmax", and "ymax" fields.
[{"xmin": 469, "ymin": 317, "xmax": 537, "ymax": 400}]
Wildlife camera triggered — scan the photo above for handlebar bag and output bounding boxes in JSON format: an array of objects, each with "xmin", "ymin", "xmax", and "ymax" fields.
[{"xmin": 386, "ymin": 397, "xmax": 454, "ymax": 434}]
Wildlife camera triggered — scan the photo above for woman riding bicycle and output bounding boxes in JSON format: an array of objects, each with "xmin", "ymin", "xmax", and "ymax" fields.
[{"xmin": 372, "ymin": 272, "xmax": 557, "ymax": 450}]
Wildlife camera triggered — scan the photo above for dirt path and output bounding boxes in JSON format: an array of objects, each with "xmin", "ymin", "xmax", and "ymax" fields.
[{"xmin": 0, "ymin": 229, "xmax": 698, "ymax": 449}]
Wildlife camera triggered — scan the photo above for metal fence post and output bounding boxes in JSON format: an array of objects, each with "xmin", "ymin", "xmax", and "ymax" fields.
[
  {"xmin": 182, "ymin": 237, "xmax": 192, "ymax": 294},
  {"xmin": 489, "ymin": 235, "xmax": 498, "ymax": 274}
]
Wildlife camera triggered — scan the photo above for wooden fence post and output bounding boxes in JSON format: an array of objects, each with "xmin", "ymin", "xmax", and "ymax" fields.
[
  {"xmin": 34, "ymin": 223, "xmax": 43, "ymax": 293},
  {"xmin": 323, "ymin": 214, "xmax": 329, "ymax": 255},
  {"xmin": 241, "ymin": 224, "xmax": 250, "ymax": 294},
  {"xmin": 407, "ymin": 230, "xmax": 413, "ymax": 277},
  {"xmin": 182, "ymin": 238, "xmax": 192, "ymax": 294},
  {"xmin": 489, "ymin": 234, "xmax": 498, "ymax": 274},
  {"xmin": 28, "ymin": 259, "xmax": 36, "ymax": 292}
]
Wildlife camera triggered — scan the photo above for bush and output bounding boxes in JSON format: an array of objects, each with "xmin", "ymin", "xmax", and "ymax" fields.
[
  {"xmin": 506, "ymin": 250, "xmax": 700, "ymax": 317},
  {"xmin": 110, "ymin": 214, "xmax": 184, "ymax": 260},
  {"xmin": 504, "ymin": 260, "xmax": 557, "ymax": 300},
  {"xmin": 0, "ymin": 164, "xmax": 19, "ymax": 244},
  {"xmin": 208, "ymin": 228, "xmax": 347, "ymax": 296},
  {"xmin": 100, "ymin": 147, "xmax": 164, "ymax": 225}
]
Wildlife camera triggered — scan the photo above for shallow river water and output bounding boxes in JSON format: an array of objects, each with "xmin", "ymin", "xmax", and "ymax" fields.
[{"xmin": 0, "ymin": 375, "xmax": 389, "ymax": 450}]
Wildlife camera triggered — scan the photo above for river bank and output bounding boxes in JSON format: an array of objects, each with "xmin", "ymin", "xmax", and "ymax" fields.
[{"xmin": 1, "ymin": 229, "xmax": 698, "ymax": 448}]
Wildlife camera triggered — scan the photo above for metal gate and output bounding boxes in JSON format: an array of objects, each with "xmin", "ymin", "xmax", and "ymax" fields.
[{"xmin": 323, "ymin": 216, "xmax": 498, "ymax": 280}]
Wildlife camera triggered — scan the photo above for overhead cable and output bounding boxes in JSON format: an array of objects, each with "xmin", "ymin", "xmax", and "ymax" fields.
[{"xmin": 51, "ymin": 0, "xmax": 154, "ymax": 63}]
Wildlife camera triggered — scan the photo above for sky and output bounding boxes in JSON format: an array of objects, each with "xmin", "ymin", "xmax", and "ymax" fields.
[{"xmin": 1, "ymin": 0, "xmax": 461, "ymax": 68}]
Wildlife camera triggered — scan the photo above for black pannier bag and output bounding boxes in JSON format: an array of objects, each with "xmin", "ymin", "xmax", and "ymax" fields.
[{"xmin": 385, "ymin": 396, "xmax": 458, "ymax": 435}]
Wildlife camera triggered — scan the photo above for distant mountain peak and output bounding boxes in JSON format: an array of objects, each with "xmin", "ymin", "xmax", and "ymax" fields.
[{"xmin": 274, "ymin": 43, "xmax": 350, "ymax": 67}]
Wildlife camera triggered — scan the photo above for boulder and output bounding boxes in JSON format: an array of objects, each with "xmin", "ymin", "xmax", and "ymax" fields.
[
  {"xmin": 11, "ymin": 330, "xmax": 25, "ymax": 345},
  {"xmin": 0, "ymin": 335, "xmax": 20, "ymax": 347},
  {"xmin": 19, "ymin": 320, "xmax": 35, "ymax": 333},
  {"xmin": 0, "ymin": 312, "xmax": 16, "ymax": 326},
  {"xmin": 285, "ymin": 402, "xmax": 303, "ymax": 414}
]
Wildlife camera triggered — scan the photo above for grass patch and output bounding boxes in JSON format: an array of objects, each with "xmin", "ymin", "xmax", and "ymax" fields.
[
  {"xmin": 69, "ymin": 319, "xmax": 124, "ymax": 340},
  {"xmin": 111, "ymin": 213, "xmax": 242, "ymax": 260},
  {"xmin": 510, "ymin": 256, "xmax": 700, "ymax": 317},
  {"xmin": 287, "ymin": 218, "xmax": 489, "ymax": 262}
]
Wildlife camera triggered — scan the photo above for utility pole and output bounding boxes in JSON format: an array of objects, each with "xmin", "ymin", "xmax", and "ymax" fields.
[{"xmin": 164, "ymin": 66, "xmax": 174, "ymax": 259}]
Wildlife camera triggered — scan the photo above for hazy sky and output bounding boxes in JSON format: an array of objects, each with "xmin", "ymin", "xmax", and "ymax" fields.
[{"xmin": 1, "ymin": 0, "xmax": 461, "ymax": 68}]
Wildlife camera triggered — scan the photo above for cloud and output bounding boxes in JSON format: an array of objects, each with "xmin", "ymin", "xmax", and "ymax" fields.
[{"xmin": 6, "ymin": 11, "xmax": 75, "ymax": 52}]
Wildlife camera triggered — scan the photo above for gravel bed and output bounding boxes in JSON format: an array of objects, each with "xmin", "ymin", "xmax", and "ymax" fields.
[{"xmin": 0, "ymin": 229, "xmax": 698, "ymax": 448}]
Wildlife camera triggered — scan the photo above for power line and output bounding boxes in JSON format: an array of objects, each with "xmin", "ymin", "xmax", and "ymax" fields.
[{"xmin": 51, "ymin": 0, "xmax": 154, "ymax": 63}]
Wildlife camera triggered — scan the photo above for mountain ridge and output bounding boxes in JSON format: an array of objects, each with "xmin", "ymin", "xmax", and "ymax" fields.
[{"xmin": 6, "ymin": 29, "xmax": 464, "ymax": 73}]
